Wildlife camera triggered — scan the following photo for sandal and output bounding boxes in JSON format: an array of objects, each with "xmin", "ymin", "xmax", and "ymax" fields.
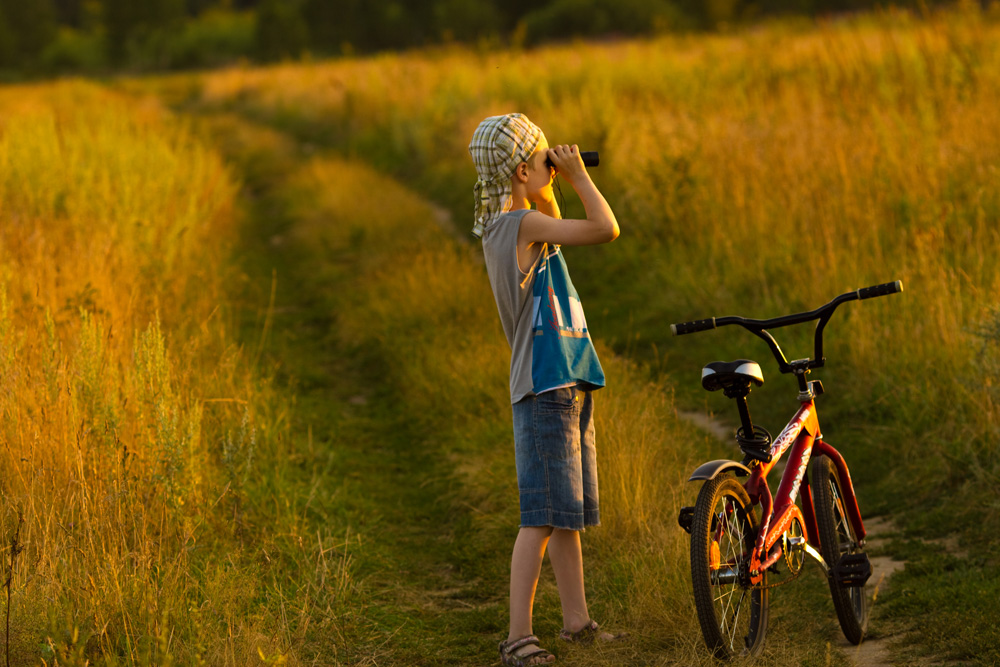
[
  {"xmin": 559, "ymin": 619, "xmax": 629, "ymax": 645},
  {"xmin": 499, "ymin": 635, "xmax": 555, "ymax": 666}
]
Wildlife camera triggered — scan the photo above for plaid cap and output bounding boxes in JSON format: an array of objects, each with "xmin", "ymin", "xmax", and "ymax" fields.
[{"xmin": 468, "ymin": 113, "xmax": 545, "ymax": 239}]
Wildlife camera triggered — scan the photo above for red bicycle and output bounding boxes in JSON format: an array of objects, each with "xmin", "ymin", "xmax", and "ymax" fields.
[{"xmin": 672, "ymin": 281, "xmax": 903, "ymax": 659}]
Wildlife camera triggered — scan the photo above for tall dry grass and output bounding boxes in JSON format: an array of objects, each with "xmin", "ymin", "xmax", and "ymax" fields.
[
  {"xmin": 86, "ymin": 4, "xmax": 1000, "ymax": 661},
  {"xmin": 0, "ymin": 81, "xmax": 307, "ymax": 665},
  {"xmin": 184, "ymin": 3, "xmax": 1000, "ymax": 524},
  {"xmin": 278, "ymin": 147, "xmax": 834, "ymax": 663}
]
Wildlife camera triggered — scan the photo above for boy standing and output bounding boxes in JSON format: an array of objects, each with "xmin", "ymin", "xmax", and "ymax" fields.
[{"xmin": 470, "ymin": 113, "xmax": 622, "ymax": 666}]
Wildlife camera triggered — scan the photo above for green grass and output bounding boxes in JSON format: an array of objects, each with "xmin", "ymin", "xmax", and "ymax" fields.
[
  {"xmin": 116, "ymin": 7, "xmax": 1000, "ymax": 661},
  {"xmin": 8, "ymin": 6, "xmax": 1000, "ymax": 662},
  {"xmin": 184, "ymin": 110, "xmax": 858, "ymax": 664}
]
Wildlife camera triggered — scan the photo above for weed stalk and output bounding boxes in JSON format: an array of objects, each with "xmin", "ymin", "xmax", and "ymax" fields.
[{"xmin": 5, "ymin": 511, "xmax": 24, "ymax": 667}]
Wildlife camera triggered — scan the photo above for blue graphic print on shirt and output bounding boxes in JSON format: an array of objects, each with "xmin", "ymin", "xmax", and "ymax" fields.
[{"xmin": 530, "ymin": 245, "xmax": 605, "ymax": 394}]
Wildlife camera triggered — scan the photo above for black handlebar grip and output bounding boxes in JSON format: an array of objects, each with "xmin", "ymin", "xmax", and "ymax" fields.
[
  {"xmin": 857, "ymin": 280, "xmax": 904, "ymax": 300},
  {"xmin": 545, "ymin": 151, "xmax": 600, "ymax": 169},
  {"xmin": 670, "ymin": 318, "xmax": 717, "ymax": 336}
]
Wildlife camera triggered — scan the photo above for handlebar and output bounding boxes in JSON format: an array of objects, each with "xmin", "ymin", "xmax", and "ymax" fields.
[
  {"xmin": 671, "ymin": 318, "xmax": 717, "ymax": 335},
  {"xmin": 670, "ymin": 280, "xmax": 903, "ymax": 373},
  {"xmin": 857, "ymin": 280, "xmax": 903, "ymax": 300}
]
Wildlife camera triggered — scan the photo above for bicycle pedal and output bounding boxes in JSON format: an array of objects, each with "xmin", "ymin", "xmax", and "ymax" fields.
[
  {"xmin": 678, "ymin": 506, "xmax": 694, "ymax": 534},
  {"xmin": 832, "ymin": 553, "xmax": 872, "ymax": 587}
]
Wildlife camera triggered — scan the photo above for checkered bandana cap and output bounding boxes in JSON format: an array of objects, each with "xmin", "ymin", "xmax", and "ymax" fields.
[{"xmin": 468, "ymin": 113, "xmax": 545, "ymax": 239}]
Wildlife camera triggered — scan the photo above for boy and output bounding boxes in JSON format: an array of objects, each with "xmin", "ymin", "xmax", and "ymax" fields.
[{"xmin": 470, "ymin": 113, "xmax": 622, "ymax": 666}]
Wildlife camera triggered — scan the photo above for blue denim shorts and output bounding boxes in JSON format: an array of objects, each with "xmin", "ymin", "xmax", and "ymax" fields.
[{"xmin": 512, "ymin": 386, "xmax": 599, "ymax": 531}]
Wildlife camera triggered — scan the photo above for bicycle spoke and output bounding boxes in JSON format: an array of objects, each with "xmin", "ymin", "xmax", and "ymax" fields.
[
  {"xmin": 713, "ymin": 497, "xmax": 750, "ymax": 651},
  {"xmin": 727, "ymin": 589, "xmax": 748, "ymax": 649},
  {"xmin": 691, "ymin": 477, "xmax": 768, "ymax": 658}
]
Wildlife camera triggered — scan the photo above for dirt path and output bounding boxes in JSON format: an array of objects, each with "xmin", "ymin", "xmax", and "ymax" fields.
[{"xmin": 840, "ymin": 515, "xmax": 906, "ymax": 666}]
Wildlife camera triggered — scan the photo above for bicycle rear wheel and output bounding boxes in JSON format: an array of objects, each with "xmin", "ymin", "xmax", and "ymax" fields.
[
  {"xmin": 690, "ymin": 475, "xmax": 768, "ymax": 659},
  {"xmin": 813, "ymin": 456, "xmax": 869, "ymax": 644}
]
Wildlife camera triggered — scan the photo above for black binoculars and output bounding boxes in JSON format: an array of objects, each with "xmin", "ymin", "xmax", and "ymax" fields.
[{"xmin": 545, "ymin": 151, "xmax": 599, "ymax": 170}]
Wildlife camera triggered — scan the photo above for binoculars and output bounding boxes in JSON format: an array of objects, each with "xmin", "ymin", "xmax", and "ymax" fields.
[{"xmin": 545, "ymin": 151, "xmax": 599, "ymax": 170}]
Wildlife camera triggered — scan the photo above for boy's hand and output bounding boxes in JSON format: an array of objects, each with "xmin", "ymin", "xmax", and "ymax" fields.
[
  {"xmin": 521, "ymin": 142, "xmax": 618, "ymax": 245},
  {"xmin": 546, "ymin": 144, "xmax": 588, "ymax": 185}
]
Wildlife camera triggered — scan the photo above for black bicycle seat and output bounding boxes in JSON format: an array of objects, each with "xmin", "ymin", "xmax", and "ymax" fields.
[{"xmin": 702, "ymin": 360, "xmax": 764, "ymax": 392}]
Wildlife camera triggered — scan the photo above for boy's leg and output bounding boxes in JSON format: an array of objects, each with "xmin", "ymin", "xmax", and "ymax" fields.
[
  {"xmin": 549, "ymin": 528, "xmax": 623, "ymax": 641},
  {"xmin": 547, "ymin": 528, "xmax": 590, "ymax": 632},
  {"xmin": 509, "ymin": 525, "xmax": 554, "ymax": 642}
]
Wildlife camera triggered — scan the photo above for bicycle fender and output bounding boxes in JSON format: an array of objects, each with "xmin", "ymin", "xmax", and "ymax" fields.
[{"xmin": 689, "ymin": 459, "xmax": 752, "ymax": 481}]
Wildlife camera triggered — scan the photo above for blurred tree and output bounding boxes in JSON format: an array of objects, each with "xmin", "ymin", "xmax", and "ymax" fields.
[
  {"xmin": 53, "ymin": 0, "xmax": 82, "ymax": 26},
  {"xmin": 188, "ymin": 0, "xmax": 221, "ymax": 16},
  {"xmin": 432, "ymin": 0, "xmax": 503, "ymax": 43},
  {"xmin": 370, "ymin": 1, "xmax": 426, "ymax": 50},
  {"xmin": 303, "ymin": 0, "xmax": 367, "ymax": 53},
  {"xmin": 255, "ymin": 0, "xmax": 308, "ymax": 60},
  {"xmin": 0, "ymin": 0, "xmax": 58, "ymax": 65},
  {"xmin": 0, "ymin": 6, "xmax": 15, "ymax": 67},
  {"xmin": 522, "ymin": 0, "xmax": 687, "ymax": 43},
  {"xmin": 0, "ymin": 0, "xmax": 971, "ymax": 74},
  {"xmin": 104, "ymin": 0, "xmax": 139, "ymax": 63},
  {"xmin": 150, "ymin": 0, "xmax": 187, "ymax": 24},
  {"xmin": 104, "ymin": 0, "xmax": 185, "ymax": 65}
]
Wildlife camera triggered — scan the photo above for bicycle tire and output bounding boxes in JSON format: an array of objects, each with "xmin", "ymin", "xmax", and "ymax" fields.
[
  {"xmin": 690, "ymin": 475, "xmax": 768, "ymax": 659},
  {"xmin": 813, "ymin": 456, "xmax": 869, "ymax": 644}
]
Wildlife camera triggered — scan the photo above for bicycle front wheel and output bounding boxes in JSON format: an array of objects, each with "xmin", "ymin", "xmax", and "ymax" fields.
[
  {"xmin": 813, "ymin": 456, "xmax": 869, "ymax": 644},
  {"xmin": 690, "ymin": 475, "xmax": 768, "ymax": 659}
]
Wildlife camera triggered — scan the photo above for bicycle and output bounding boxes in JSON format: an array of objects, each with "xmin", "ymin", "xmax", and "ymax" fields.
[{"xmin": 671, "ymin": 280, "xmax": 904, "ymax": 659}]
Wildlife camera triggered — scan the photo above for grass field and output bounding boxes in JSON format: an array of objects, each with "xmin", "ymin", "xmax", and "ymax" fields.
[
  {"xmin": 3, "ymin": 2, "xmax": 1000, "ymax": 665},
  {"xmin": 0, "ymin": 82, "xmax": 282, "ymax": 663}
]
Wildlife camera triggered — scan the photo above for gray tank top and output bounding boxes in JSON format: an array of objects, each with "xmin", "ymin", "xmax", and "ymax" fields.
[
  {"xmin": 482, "ymin": 209, "xmax": 536, "ymax": 403},
  {"xmin": 481, "ymin": 209, "xmax": 605, "ymax": 403}
]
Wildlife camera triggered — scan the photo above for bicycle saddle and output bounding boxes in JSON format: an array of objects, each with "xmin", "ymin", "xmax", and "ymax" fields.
[{"xmin": 701, "ymin": 359, "xmax": 764, "ymax": 392}]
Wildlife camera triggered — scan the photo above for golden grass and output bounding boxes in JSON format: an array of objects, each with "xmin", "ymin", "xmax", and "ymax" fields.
[
  {"xmin": 121, "ymin": 9, "xmax": 1000, "ymax": 660},
  {"xmin": 184, "ymin": 3, "xmax": 1000, "ymax": 505},
  {"xmin": 279, "ymin": 140, "xmax": 835, "ymax": 664},
  {"xmin": 9, "ymin": 5, "xmax": 999, "ymax": 662},
  {"xmin": 0, "ymin": 81, "xmax": 295, "ymax": 665}
]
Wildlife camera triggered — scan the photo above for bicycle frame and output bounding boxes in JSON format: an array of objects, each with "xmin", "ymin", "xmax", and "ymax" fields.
[
  {"xmin": 740, "ymin": 398, "xmax": 865, "ymax": 584},
  {"xmin": 675, "ymin": 282, "xmax": 901, "ymax": 577},
  {"xmin": 675, "ymin": 281, "xmax": 901, "ymax": 657}
]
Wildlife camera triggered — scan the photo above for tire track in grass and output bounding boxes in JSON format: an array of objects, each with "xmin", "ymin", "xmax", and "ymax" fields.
[
  {"xmin": 180, "ymin": 106, "xmax": 880, "ymax": 667},
  {"xmin": 192, "ymin": 112, "xmax": 513, "ymax": 665}
]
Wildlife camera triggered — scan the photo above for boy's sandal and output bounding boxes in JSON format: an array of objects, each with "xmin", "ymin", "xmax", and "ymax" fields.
[
  {"xmin": 499, "ymin": 635, "xmax": 555, "ymax": 666},
  {"xmin": 559, "ymin": 619, "xmax": 629, "ymax": 645}
]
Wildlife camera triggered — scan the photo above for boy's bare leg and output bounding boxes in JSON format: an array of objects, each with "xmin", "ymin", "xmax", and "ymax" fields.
[
  {"xmin": 509, "ymin": 526, "xmax": 553, "ymax": 643},
  {"xmin": 547, "ymin": 528, "xmax": 590, "ymax": 631},
  {"xmin": 507, "ymin": 527, "xmax": 557, "ymax": 664},
  {"xmin": 549, "ymin": 528, "xmax": 620, "ymax": 640}
]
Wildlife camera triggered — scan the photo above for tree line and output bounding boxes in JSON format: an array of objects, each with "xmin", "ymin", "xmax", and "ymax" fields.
[{"xmin": 0, "ymin": 0, "xmax": 956, "ymax": 75}]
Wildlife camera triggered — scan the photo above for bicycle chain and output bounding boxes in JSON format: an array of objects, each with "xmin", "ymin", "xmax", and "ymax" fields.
[{"xmin": 751, "ymin": 565, "xmax": 803, "ymax": 590}]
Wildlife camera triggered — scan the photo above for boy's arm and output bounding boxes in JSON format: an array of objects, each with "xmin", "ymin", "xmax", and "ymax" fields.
[
  {"xmin": 534, "ymin": 188, "xmax": 561, "ymax": 220},
  {"xmin": 522, "ymin": 144, "xmax": 619, "ymax": 247}
]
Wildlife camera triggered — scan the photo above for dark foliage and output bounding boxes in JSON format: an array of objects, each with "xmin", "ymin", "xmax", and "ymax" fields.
[{"xmin": 0, "ymin": 0, "xmax": 964, "ymax": 75}]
